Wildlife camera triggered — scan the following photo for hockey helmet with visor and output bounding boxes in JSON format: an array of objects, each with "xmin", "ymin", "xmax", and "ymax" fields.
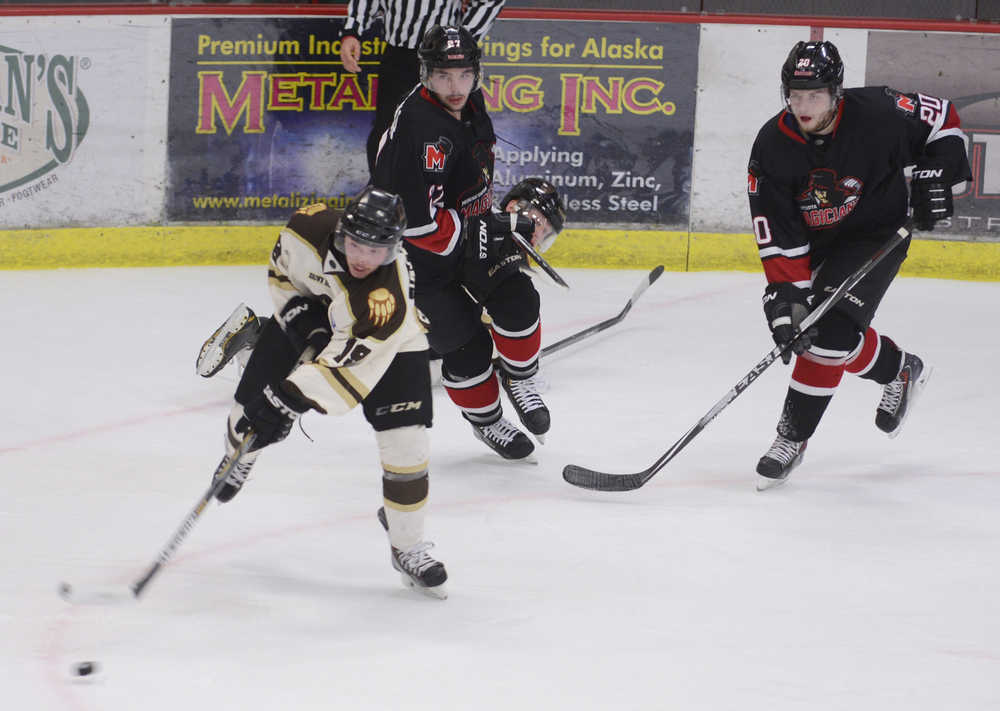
[
  {"xmin": 502, "ymin": 178, "xmax": 566, "ymax": 253},
  {"xmin": 333, "ymin": 186, "xmax": 407, "ymax": 266}
]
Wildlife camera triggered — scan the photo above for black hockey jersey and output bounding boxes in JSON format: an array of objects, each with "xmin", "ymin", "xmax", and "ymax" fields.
[
  {"xmin": 372, "ymin": 86, "xmax": 496, "ymax": 257},
  {"xmin": 748, "ymin": 86, "xmax": 972, "ymax": 287}
]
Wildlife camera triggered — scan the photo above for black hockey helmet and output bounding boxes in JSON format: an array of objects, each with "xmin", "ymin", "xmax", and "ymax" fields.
[
  {"xmin": 418, "ymin": 25, "xmax": 481, "ymax": 90},
  {"xmin": 502, "ymin": 178, "xmax": 566, "ymax": 253},
  {"xmin": 333, "ymin": 186, "xmax": 407, "ymax": 265},
  {"xmin": 781, "ymin": 40, "xmax": 844, "ymax": 101}
]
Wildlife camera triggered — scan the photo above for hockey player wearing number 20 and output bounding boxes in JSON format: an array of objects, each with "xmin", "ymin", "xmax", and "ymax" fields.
[
  {"xmin": 748, "ymin": 40, "xmax": 972, "ymax": 490},
  {"xmin": 373, "ymin": 25, "xmax": 560, "ymax": 461},
  {"xmin": 208, "ymin": 186, "xmax": 448, "ymax": 598}
]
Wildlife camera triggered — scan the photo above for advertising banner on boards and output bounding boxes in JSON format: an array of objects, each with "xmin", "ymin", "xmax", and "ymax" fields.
[
  {"xmin": 483, "ymin": 20, "xmax": 698, "ymax": 227},
  {"xmin": 0, "ymin": 17, "xmax": 168, "ymax": 230},
  {"xmin": 167, "ymin": 17, "xmax": 698, "ymax": 227},
  {"xmin": 866, "ymin": 31, "xmax": 1000, "ymax": 237}
]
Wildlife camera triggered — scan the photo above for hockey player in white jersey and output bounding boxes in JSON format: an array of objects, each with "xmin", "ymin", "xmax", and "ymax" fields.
[{"xmin": 211, "ymin": 186, "xmax": 447, "ymax": 598}]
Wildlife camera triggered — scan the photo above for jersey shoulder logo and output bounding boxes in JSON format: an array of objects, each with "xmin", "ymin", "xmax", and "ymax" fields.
[
  {"xmin": 423, "ymin": 136, "xmax": 453, "ymax": 172},
  {"xmin": 796, "ymin": 168, "xmax": 863, "ymax": 229},
  {"xmin": 367, "ymin": 287, "xmax": 396, "ymax": 327},
  {"xmin": 747, "ymin": 159, "xmax": 763, "ymax": 196},
  {"xmin": 885, "ymin": 88, "xmax": 915, "ymax": 114}
]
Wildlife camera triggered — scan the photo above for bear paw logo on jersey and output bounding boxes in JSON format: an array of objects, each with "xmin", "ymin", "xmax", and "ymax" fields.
[
  {"xmin": 797, "ymin": 168, "xmax": 863, "ymax": 228},
  {"xmin": 423, "ymin": 136, "xmax": 453, "ymax": 172},
  {"xmin": 367, "ymin": 287, "xmax": 396, "ymax": 327}
]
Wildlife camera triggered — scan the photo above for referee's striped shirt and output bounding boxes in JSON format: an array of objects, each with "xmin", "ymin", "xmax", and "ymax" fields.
[{"xmin": 340, "ymin": 0, "xmax": 505, "ymax": 48}]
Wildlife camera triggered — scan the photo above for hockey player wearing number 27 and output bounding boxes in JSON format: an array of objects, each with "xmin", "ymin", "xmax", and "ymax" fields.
[
  {"xmin": 747, "ymin": 40, "xmax": 972, "ymax": 491},
  {"xmin": 372, "ymin": 25, "xmax": 560, "ymax": 462}
]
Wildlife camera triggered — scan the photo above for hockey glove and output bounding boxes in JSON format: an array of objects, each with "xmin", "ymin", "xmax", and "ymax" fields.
[
  {"xmin": 762, "ymin": 283, "xmax": 817, "ymax": 365},
  {"xmin": 237, "ymin": 381, "xmax": 311, "ymax": 451},
  {"xmin": 280, "ymin": 296, "xmax": 332, "ymax": 353},
  {"xmin": 465, "ymin": 211, "xmax": 535, "ymax": 263},
  {"xmin": 910, "ymin": 163, "xmax": 952, "ymax": 231}
]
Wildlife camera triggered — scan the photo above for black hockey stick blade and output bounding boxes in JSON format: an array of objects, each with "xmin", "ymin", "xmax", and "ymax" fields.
[
  {"xmin": 541, "ymin": 265, "xmax": 664, "ymax": 359},
  {"xmin": 562, "ymin": 465, "xmax": 652, "ymax": 492},
  {"xmin": 562, "ymin": 226, "xmax": 910, "ymax": 492},
  {"xmin": 509, "ymin": 231, "xmax": 570, "ymax": 288}
]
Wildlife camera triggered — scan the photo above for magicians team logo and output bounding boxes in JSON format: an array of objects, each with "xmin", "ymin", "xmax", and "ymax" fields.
[
  {"xmin": 0, "ymin": 45, "xmax": 90, "ymax": 194},
  {"xmin": 797, "ymin": 168, "xmax": 863, "ymax": 228}
]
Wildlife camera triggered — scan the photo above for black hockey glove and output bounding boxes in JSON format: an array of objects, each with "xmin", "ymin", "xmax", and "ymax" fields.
[
  {"xmin": 280, "ymin": 296, "xmax": 332, "ymax": 353},
  {"xmin": 465, "ymin": 211, "xmax": 535, "ymax": 263},
  {"xmin": 762, "ymin": 283, "xmax": 817, "ymax": 365},
  {"xmin": 910, "ymin": 163, "xmax": 952, "ymax": 231},
  {"xmin": 461, "ymin": 212, "xmax": 535, "ymax": 301},
  {"xmin": 237, "ymin": 381, "xmax": 311, "ymax": 451}
]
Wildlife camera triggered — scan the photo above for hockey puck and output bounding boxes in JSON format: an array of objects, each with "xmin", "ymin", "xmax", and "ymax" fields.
[
  {"xmin": 58, "ymin": 582, "xmax": 72, "ymax": 599},
  {"xmin": 73, "ymin": 661, "xmax": 99, "ymax": 677}
]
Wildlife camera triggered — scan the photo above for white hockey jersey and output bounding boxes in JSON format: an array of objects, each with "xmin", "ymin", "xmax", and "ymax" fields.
[{"xmin": 268, "ymin": 203, "xmax": 428, "ymax": 416}]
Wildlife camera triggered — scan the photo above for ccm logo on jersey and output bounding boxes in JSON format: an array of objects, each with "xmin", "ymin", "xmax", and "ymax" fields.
[
  {"xmin": 913, "ymin": 168, "xmax": 944, "ymax": 180},
  {"xmin": 423, "ymin": 136, "xmax": 453, "ymax": 171},
  {"xmin": 374, "ymin": 401, "xmax": 423, "ymax": 415}
]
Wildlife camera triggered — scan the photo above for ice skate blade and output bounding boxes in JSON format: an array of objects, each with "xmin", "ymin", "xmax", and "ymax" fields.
[
  {"xmin": 400, "ymin": 574, "xmax": 448, "ymax": 599},
  {"xmin": 533, "ymin": 433, "xmax": 546, "ymax": 445},
  {"xmin": 756, "ymin": 474, "xmax": 789, "ymax": 492},
  {"xmin": 887, "ymin": 365, "xmax": 933, "ymax": 440},
  {"xmin": 196, "ymin": 303, "xmax": 256, "ymax": 377}
]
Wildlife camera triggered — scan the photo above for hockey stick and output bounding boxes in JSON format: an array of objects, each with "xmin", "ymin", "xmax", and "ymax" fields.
[
  {"xmin": 563, "ymin": 225, "xmax": 911, "ymax": 492},
  {"xmin": 58, "ymin": 432, "xmax": 258, "ymax": 605},
  {"xmin": 510, "ymin": 231, "xmax": 570, "ymax": 288},
  {"xmin": 60, "ymin": 345, "xmax": 320, "ymax": 604},
  {"xmin": 541, "ymin": 265, "xmax": 664, "ymax": 359}
]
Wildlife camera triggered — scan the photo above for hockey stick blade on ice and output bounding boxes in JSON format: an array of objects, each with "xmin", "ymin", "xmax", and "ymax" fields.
[
  {"xmin": 541, "ymin": 265, "xmax": 664, "ymax": 359},
  {"xmin": 59, "ymin": 346, "xmax": 321, "ymax": 604},
  {"xmin": 563, "ymin": 226, "xmax": 911, "ymax": 492},
  {"xmin": 59, "ymin": 432, "xmax": 258, "ymax": 605},
  {"xmin": 510, "ymin": 231, "xmax": 570, "ymax": 288}
]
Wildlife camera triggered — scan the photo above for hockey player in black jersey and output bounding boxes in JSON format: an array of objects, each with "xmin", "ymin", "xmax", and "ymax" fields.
[
  {"xmin": 748, "ymin": 40, "xmax": 972, "ymax": 490},
  {"xmin": 207, "ymin": 186, "xmax": 448, "ymax": 598},
  {"xmin": 372, "ymin": 25, "xmax": 562, "ymax": 461}
]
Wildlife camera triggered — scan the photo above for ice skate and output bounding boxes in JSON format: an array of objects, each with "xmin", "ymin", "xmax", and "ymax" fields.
[
  {"xmin": 755, "ymin": 435, "xmax": 807, "ymax": 491},
  {"xmin": 876, "ymin": 353, "xmax": 931, "ymax": 438},
  {"xmin": 470, "ymin": 416, "xmax": 535, "ymax": 460},
  {"xmin": 376, "ymin": 507, "xmax": 448, "ymax": 599},
  {"xmin": 211, "ymin": 448, "xmax": 259, "ymax": 503},
  {"xmin": 196, "ymin": 303, "xmax": 263, "ymax": 377},
  {"xmin": 500, "ymin": 372, "xmax": 550, "ymax": 442}
]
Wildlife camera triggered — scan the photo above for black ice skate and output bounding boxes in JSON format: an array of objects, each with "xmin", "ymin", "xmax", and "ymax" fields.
[
  {"xmin": 876, "ymin": 353, "xmax": 931, "ymax": 438},
  {"xmin": 755, "ymin": 435, "xmax": 808, "ymax": 491},
  {"xmin": 211, "ymin": 449, "xmax": 259, "ymax": 503},
  {"xmin": 196, "ymin": 303, "xmax": 263, "ymax": 377},
  {"xmin": 501, "ymin": 373, "xmax": 550, "ymax": 441},
  {"xmin": 376, "ymin": 507, "xmax": 448, "ymax": 599},
  {"xmin": 470, "ymin": 416, "xmax": 535, "ymax": 460}
]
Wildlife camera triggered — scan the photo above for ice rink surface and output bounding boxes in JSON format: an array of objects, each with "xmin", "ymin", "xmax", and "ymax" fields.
[{"xmin": 2, "ymin": 265, "xmax": 998, "ymax": 710}]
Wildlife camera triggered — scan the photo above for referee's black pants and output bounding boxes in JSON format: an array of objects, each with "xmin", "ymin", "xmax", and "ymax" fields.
[{"xmin": 367, "ymin": 45, "xmax": 420, "ymax": 174}]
